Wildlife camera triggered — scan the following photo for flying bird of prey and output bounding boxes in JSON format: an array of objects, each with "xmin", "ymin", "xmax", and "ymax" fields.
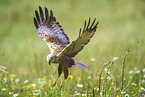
[{"xmin": 34, "ymin": 6, "xmax": 99, "ymax": 88}]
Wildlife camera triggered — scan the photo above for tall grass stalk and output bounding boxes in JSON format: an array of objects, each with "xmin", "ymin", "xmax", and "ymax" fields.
[
  {"xmin": 98, "ymin": 61, "xmax": 111, "ymax": 94},
  {"xmin": 121, "ymin": 50, "xmax": 130, "ymax": 90}
]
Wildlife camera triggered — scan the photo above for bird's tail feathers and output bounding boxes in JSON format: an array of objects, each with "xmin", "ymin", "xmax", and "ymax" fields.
[{"xmin": 75, "ymin": 61, "xmax": 90, "ymax": 74}]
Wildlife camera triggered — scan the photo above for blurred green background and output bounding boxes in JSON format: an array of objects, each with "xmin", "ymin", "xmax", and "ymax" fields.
[{"xmin": 0, "ymin": 0, "xmax": 145, "ymax": 81}]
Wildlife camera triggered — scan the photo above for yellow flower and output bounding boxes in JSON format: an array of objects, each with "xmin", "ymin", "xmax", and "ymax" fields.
[
  {"xmin": 21, "ymin": 85, "xmax": 26, "ymax": 88},
  {"xmin": 41, "ymin": 78, "xmax": 46, "ymax": 81},
  {"xmin": 0, "ymin": 68, "xmax": 9, "ymax": 74},
  {"xmin": 123, "ymin": 78, "xmax": 125, "ymax": 81},
  {"xmin": 50, "ymin": 87, "xmax": 54, "ymax": 89},
  {"xmin": 49, "ymin": 80, "xmax": 51, "ymax": 83},
  {"xmin": 11, "ymin": 78, "xmax": 14, "ymax": 81},
  {"xmin": 29, "ymin": 94, "xmax": 32, "ymax": 95},
  {"xmin": 32, "ymin": 86, "xmax": 36, "ymax": 90},
  {"xmin": 113, "ymin": 86, "xmax": 115, "ymax": 89},
  {"xmin": 77, "ymin": 77, "xmax": 81, "ymax": 82},
  {"xmin": 10, "ymin": 74, "xmax": 14, "ymax": 77},
  {"xmin": 29, "ymin": 83, "xmax": 33, "ymax": 87},
  {"xmin": 74, "ymin": 91, "xmax": 77, "ymax": 93},
  {"xmin": 40, "ymin": 84, "xmax": 43, "ymax": 88},
  {"xmin": 4, "ymin": 71, "xmax": 9, "ymax": 74},
  {"xmin": 116, "ymin": 95, "xmax": 119, "ymax": 97},
  {"xmin": 134, "ymin": 67, "xmax": 138, "ymax": 70},
  {"xmin": 68, "ymin": 75, "xmax": 73, "ymax": 79},
  {"xmin": 34, "ymin": 82, "xmax": 37, "ymax": 85}
]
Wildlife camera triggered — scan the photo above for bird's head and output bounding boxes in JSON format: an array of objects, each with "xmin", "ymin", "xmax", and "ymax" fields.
[{"xmin": 46, "ymin": 54, "xmax": 60, "ymax": 65}]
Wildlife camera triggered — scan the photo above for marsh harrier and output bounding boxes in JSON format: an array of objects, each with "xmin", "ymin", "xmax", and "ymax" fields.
[{"xmin": 34, "ymin": 6, "xmax": 99, "ymax": 88}]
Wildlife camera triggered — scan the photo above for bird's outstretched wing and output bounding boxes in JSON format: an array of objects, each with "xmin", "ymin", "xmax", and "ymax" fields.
[
  {"xmin": 34, "ymin": 6, "xmax": 70, "ymax": 53},
  {"xmin": 57, "ymin": 18, "xmax": 99, "ymax": 57}
]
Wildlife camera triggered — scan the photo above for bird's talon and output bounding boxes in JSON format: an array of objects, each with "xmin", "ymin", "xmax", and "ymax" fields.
[
  {"xmin": 58, "ymin": 85, "xmax": 62, "ymax": 90},
  {"xmin": 51, "ymin": 82, "xmax": 56, "ymax": 87}
]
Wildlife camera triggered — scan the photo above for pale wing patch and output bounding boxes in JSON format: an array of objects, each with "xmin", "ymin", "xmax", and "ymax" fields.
[
  {"xmin": 47, "ymin": 42, "xmax": 64, "ymax": 53},
  {"xmin": 38, "ymin": 26, "xmax": 69, "ymax": 46},
  {"xmin": 34, "ymin": 6, "xmax": 70, "ymax": 54}
]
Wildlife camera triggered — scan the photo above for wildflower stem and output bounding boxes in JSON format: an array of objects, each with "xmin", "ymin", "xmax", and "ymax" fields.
[
  {"xmin": 121, "ymin": 50, "xmax": 130, "ymax": 90},
  {"xmin": 93, "ymin": 88, "xmax": 95, "ymax": 97},
  {"xmin": 98, "ymin": 61, "xmax": 110, "ymax": 94},
  {"xmin": 87, "ymin": 83, "xmax": 89, "ymax": 97}
]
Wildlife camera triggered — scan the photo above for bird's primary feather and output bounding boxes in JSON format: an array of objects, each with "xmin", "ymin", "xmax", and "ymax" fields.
[
  {"xmin": 57, "ymin": 18, "xmax": 99, "ymax": 57},
  {"xmin": 34, "ymin": 6, "xmax": 70, "ymax": 54}
]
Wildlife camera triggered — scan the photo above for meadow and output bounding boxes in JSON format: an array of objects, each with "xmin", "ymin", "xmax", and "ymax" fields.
[{"xmin": 0, "ymin": 0, "xmax": 145, "ymax": 96}]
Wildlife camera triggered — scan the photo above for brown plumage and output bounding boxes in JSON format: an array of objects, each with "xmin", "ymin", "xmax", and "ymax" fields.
[{"xmin": 34, "ymin": 6, "xmax": 99, "ymax": 88}]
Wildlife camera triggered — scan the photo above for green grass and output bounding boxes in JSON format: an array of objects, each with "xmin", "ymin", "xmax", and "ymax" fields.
[{"xmin": 0, "ymin": 0, "xmax": 145, "ymax": 96}]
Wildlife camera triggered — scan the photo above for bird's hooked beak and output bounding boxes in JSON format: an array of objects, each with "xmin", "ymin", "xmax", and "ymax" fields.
[{"xmin": 49, "ymin": 59, "xmax": 51, "ymax": 65}]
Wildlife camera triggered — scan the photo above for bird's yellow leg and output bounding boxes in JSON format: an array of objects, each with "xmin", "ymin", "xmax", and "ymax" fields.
[
  {"xmin": 58, "ymin": 79, "xmax": 65, "ymax": 90},
  {"xmin": 51, "ymin": 77, "xmax": 59, "ymax": 87}
]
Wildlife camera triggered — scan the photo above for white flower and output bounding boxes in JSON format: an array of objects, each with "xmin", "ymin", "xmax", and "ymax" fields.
[
  {"xmin": 77, "ymin": 84, "xmax": 83, "ymax": 88},
  {"xmin": 136, "ymin": 70, "xmax": 140, "ymax": 74},
  {"xmin": 1, "ymin": 88, "xmax": 6, "ymax": 91},
  {"xmin": 24, "ymin": 80, "xmax": 28, "ymax": 84},
  {"xmin": 125, "ymin": 94, "xmax": 129, "ymax": 97},
  {"xmin": 96, "ymin": 76, "xmax": 99, "ymax": 79},
  {"xmin": 15, "ymin": 78, "xmax": 19, "ymax": 83},
  {"xmin": 113, "ymin": 57, "xmax": 118, "ymax": 61},
  {"xmin": 9, "ymin": 92, "xmax": 13, "ymax": 94},
  {"xmin": 104, "ymin": 68, "xmax": 108, "ymax": 72},
  {"xmin": 13, "ymin": 93, "xmax": 19, "ymax": 97},
  {"xmin": 107, "ymin": 71, "xmax": 110, "ymax": 74},
  {"xmin": 129, "ymin": 70, "xmax": 133, "ymax": 74},
  {"xmin": 88, "ymin": 76, "xmax": 92, "ymax": 79},
  {"xmin": 4, "ymin": 77, "xmax": 7, "ymax": 81},
  {"xmin": 143, "ymin": 68, "xmax": 145, "ymax": 72},
  {"xmin": 34, "ymin": 90, "xmax": 41, "ymax": 94},
  {"xmin": 107, "ymin": 76, "xmax": 111, "ymax": 80},
  {"xmin": 75, "ymin": 93, "xmax": 80, "ymax": 95},
  {"xmin": 132, "ymin": 83, "xmax": 137, "ymax": 86},
  {"xmin": 97, "ymin": 88, "xmax": 99, "ymax": 91},
  {"xmin": 44, "ymin": 92, "xmax": 47, "ymax": 94},
  {"xmin": 82, "ymin": 94, "xmax": 87, "ymax": 96},
  {"xmin": 33, "ymin": 93, "xmax": 39, "ymax": 95},
  {"xmin": 32, "ymin": 84, "xmax": 36, "ymax": 87},
  {"xmin": 142, "ymin": 79, "xmax": 145, "ymax": 83},
  {"xmin": 90, "ymin": 58, "xmax": 96, "ymax": 61},
  {"xmin": 144, "ymin": 74, "xmax": 145, "ymax": 78},
  {"xmin": 100, "ymin": 92, "xmax": 103, "ymax": 96},
  {"xmin": 34, "ymin": 89, "xmax": 41, "ymax": 92},
  {"xmin": 121, "ymin": 91, "xmax": 126, "ymax": 94},
  {"xmin": 141, "ymin": 87, "xmax": 145, "ymax": 91}
]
